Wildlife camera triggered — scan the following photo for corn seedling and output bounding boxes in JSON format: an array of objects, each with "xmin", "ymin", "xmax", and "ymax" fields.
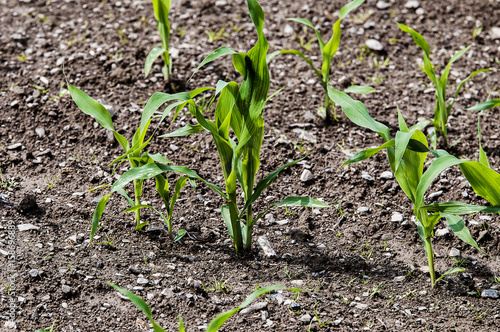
[
  {"xmin": 397, "ymin": 23, "xmax": 491, "ymax": 148},
  {"xmin": 145, "ymin": 0, "xmax": 172, "ymax": 81},
  {"xmin": 205, "ymin": 26, "xmax": 229, "ymax": 42},
  {"xmin": 268, "ymin": 0, "xmax": 374, "ymax": 122},
  {"xmin": 109, "ymin": 283, "xmax": 298, "ymax": 332},
  {"xmin": 161, "ymin": 0, "xmax": 329, "ymax": 253},
  {"xmin": 329, "ymin": 88, "xmax": 482, "ymax": 287},
  {"xmin": 35, "ymin": 320, "xmax": 57, "ymax": 332},
  {"xmin": 68, "ymin": 82, "xmax": 210, "ymax": 242}
]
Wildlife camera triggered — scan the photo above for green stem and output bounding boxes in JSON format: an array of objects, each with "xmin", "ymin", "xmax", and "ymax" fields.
[
  {"xmin": 228, "ymin": 192, "xmax": 243, "ymax": 253},
  {"xmin": 424, "ymin": 236, "xmax": 436, "ymax": 287},
  {"xmin": 324, "ymin": 90, "xmax": 333, "ymax": 121},
  {"xmin": 133, "ymin": 179, "xmax": 141, "ymax": 227},
  {"xmin": 244, "ymin": 205, "xmax": 253, "ymax": 251}
]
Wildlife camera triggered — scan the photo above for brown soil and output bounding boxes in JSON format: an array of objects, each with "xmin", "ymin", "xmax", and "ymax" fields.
[{"xmin": 1, "ymin": 0, "xmax": 500, "ymax": 331}]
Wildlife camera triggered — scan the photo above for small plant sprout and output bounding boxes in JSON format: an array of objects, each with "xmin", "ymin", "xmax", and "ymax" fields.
[
  {"xmin": 329, "ymin": 88, "xmax": 483, "ymax": 287},
  {"xmin": 145, "ymin": 0, "xmax": 172, "ymax": 81},
  {"xmin": 35, "ymin": 320, "xmax": 58, "ymax": 332},
  {"xmin": 268, "ymin": 0, "xmax": 374, "ymax": 122},
  {"xmin": 397, "ymin": 23, "xmax": 491, "ymax": 148},
  {"xmin": 157, "ymin": 0, "xmax": 329, "ymax": 253},
  {"xmin": 109, "ymin": 283, "xmax": 298, "ymax": 332},
  {"xmin": 68, "ymin": 81, "xmax": 210, "ymax": 242}
]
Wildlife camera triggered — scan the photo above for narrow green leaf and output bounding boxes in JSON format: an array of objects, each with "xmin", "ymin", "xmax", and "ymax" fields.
[
  {"xmin": 272, "ymin": 196, "xmax": 330, "ymax": 208},
  {"xmin": 441, "ymin": 213, "xmax": 483, "ymax": 253},
  {"xmin": 287, "ymin": 17, "xmax": 325, "ymax": 50},
  {"xmin": 178, "ymin": 315, "xmax": 185, "ymax": 332},
  {"xmin": 221, "ymin": 205, "xmax": 233, "ymax": 239},
  {"xmin": 145, "ymin": 46, "xmax": 165, "ymax": 77},
  {"xmin": 109, "ymin": 283, "xmax": 167, "ymax": 332},
  {"xmin": 466, "ymin": 99, "xmax": 500, "ymax": 111},
  {"xmin": 239, "ymin": 158, "xmax": 305, "ymax": 218},
  {"xmin": 342, "ymin": 140, "xmax": 395, "ymax": 166},
  {"xmin": 435, "ymin": 267, "xmax": 466, "ymax": 285},
  {"xmin": 415, "ymin": 155, "xmax": 468, "ymax": 209},
  {"xmin": 328, "ymin": 87, "xmax": 390, "ymax": 141},
  {"xmin": 68, "ymin": 83, "xmax": 115, "ymax": 131},
  {"xmin": 275, "ymin": 50, "xmax": 322, "ymax": 81},
  {"xmin": 422, "ymin": 201, "xmax": 500, "ymax": 214},
  {"xmin": 344, "ymin": 85, "xmax": 376, "ymax": 94},
  {"xmin": 160, "ymin": 124, "xmax": 204, "ymax": 138},
  {"xmin": 189, "ymin": 47, "xmax": 237, "ymax": 81},
  {"xmin": 459, "ymin": 161, "xmax": 500, "ymax": 205},
  {"xmin": 90, "ymin": 193, "xmax": 111, "ymax": 242},
  {"xmin": 339, "ymin": 0, "xmax": 365, "ymax": 20},
  {"xmin": 174, "ymin": 229, "xmax": 187, "ymax": 242},
  {"xmin": 397, "ymin": 23, "xmax": 430, "ymax": 55}
]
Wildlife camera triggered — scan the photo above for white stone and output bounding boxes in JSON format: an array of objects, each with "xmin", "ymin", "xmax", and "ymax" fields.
[
  {"xmin": 490, "ymin": 27, "xmax": 500, "ymax": 39},
  {"xmin": 300, "ymin": 169, "xmax": 313, "ymax": 182},
  {"xmin": 391, "ymin": 212, "xmax": 403, "ymax": 222},
  {"xmin": 379, "ymin": 171, "xmax": 393, "ymax": 180},
  {"xmin": 365, "ymin": 39, "xmax": 384, "ymax": 51},
  {"xmin": 449, "ymin": 248, "xmax": 460, "ymax": 257},
  {"xmin": 18, "ymin": 224, "xmax": 40, "ymax": 231},
  {"xmin": 404, "ymin": 0, "xmax": 420, "ymax": 9},
  {"xmin": 284, "ymin": 24, "xmax": 294, "ymax": 36},
  {"xmin": 376, "ymin": 1, "xmax": 391, "ymax": 9},
  {"xmin": 257, "ymin": 236, "xmax": 276, "ymax": 257},
  {"xmin": 435, "ymin": 228, "xmax": 449, "ymax": 237}
]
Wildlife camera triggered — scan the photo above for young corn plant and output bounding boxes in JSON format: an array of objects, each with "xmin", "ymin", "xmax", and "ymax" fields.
[
  {"xmin": 176, "ymin": 0, "xmax": 328, "ymax": 252},
  {"xmin": 329, "ymin": 88, "xmax": 482, "ymax": 287},
  {"xmin": 120, "ymin": 0, "xmax": 329, "ymax": 253},
  {"xmin": 422, "ymin": 98, "xmax": 500, "ymax": 224},
  {"xmin": 145, "ymin": 0, "xmax": 172, "ymax": 81},
  {"xmin": 397, "ymin": 23, "xmax": 490, "ymax": 148},
  {"xmin": 268, "ymin": 0, "xmax": 375, "ymax": 122},
  {"xmin": 110, "ymin": 283, "xmax": 298, "ymax": 332},
  {"xmin": 68, "ymin": 83, "xmax": 210, "ymax": 241}
]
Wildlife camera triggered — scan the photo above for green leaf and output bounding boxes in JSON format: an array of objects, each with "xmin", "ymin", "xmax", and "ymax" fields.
[
  {"xmin": 397, "ymin": 23, "xmax": 430, "ymax": 56},
  {"xmin": 108, "ymin": 283, "xmax": 167, "ymax": 332},
  {"xmin": 415, "ymin": 155, "xmax": 468, "ymax": 209},
  {"xmin": 466, "ymin": 99, "xmax": 500, "ymax": 111},
  {"xmin": 239, "ymin": 158, "xmax": 304, "ymax": 218},
  {"xmin": 68, "ymin": 83, "xmax": 115, "ymax": 131},
  {"xmin": 111, "ymin": 163, "xmax": 227, "ymax": 201},
  {"xmin": 344, "ymin": 85, "xmax": 376, "ymax": 94},
  {"xmin": 174, "ymin": 229, "xmax": 187, "ymax": 242},
  {"xmin": 422, "ymin": 201, "xmax": 500, "ymax": 214},
  {"xmin": 178, "ymin": 315, "xmax": 185, "ymax": 332},
  {"xmin": 342, "ymin": 140, "xmax": 395, "ymax": 166},
  {"xmin": 287, "ymin": 18, "xmax": 324, "ymax": 50},
  {"xmin": 221, "ymin": 205, "xmax": 233, "ymax": 239},
  {"xmin": 321, "ymin": 19, "xmax": 341, "ymax": 81},
  {"xmin": 328, "ymin": 87, "xmax": 390, "ymax": 141},
  {"xmin": 459, "ymin": 161, "xmax": 500, "ymax": 205},
  {"xmin": 90, "ymin": 193, "xmax": 112, "ymax": 242},
  {"xmin": 206, "ymin": 285, "xmax": 286, "ymax": 332},
  {"xmin": 189, "ymin": 47, "xmax": 237, "ymax": 81},
  {"xmin": 394, "ymin": 130, "xmax": 416, "ymax": 171},
  {"xmin": 435, "ymin": 267, "xmax": 466, "ymax": 285},
  {"xmin": 272, "ymin": 196, "xmax": 330, "ymax": 208},
  {"xmin": 441, "ymin": 213, "xmax": 483, "ymax": 253},
  {"xmin": 275, "ymin": 50, "xmax": 322, "ymax": 81},
  {"xmin": 339, "ymin": 0, "xmax": 365, "ymax": 20},
  {"xmin": 141, "ymin": 91, "xmax": 192, "ymax": 132},
  {"xmin": 145, "ymin": 46, "xmax": 165, "ymax": 77}
]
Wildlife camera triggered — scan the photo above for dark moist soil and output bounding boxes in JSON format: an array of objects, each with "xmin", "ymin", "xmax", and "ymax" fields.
[{"xmin": 1, "ymin": 0, "xmax": 500, "ymax": 331}]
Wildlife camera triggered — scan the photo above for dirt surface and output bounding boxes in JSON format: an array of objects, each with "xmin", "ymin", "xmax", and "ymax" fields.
[{"xmin": 1, "ymin": 0, "xmax": 500, "ymax": 331}]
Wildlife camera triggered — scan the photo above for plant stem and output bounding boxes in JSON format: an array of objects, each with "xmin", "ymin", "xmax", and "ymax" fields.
[
  {"xmin": 324, "ymin": 91, "xmax": 333, "ymax": 121},
  {"xmin": 133, "ymin": 179, "xmax": 141, "ymax": 227},
  {"xmin": 245, "ymin": 205, "xmax": 253, "ymax": 251},
  {"xmin": 228, "ymin": 192, "xmax": 243, "ymax": 253},
  {"xmin": 424, "ymin": 236, "xmax": 436, "ymax": 287}
]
